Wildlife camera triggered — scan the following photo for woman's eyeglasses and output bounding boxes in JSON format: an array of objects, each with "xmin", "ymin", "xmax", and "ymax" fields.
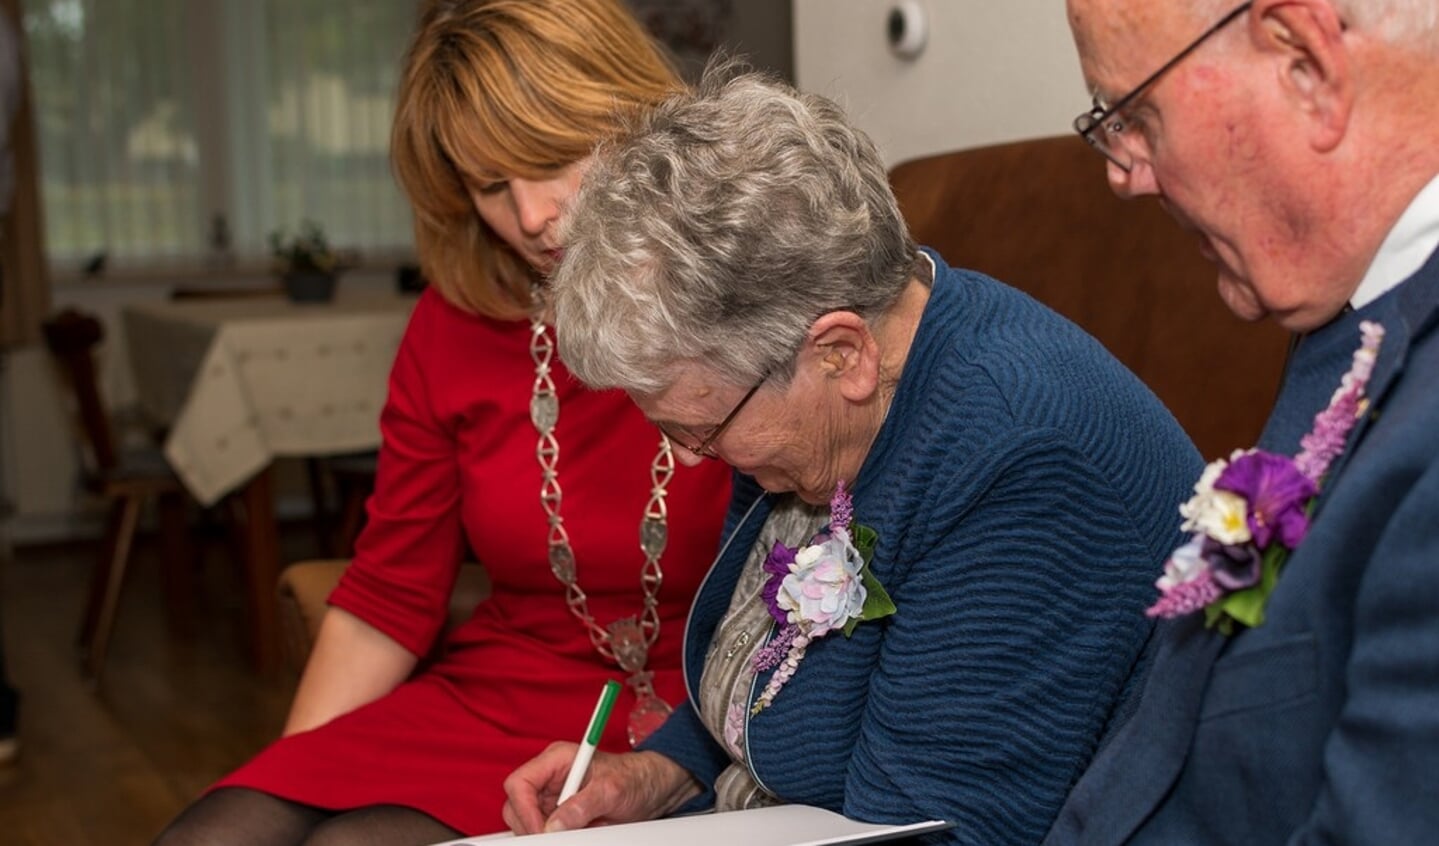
[{"xmin": 658, "ymin": 377, "xmax": 766, "ymax": 459}]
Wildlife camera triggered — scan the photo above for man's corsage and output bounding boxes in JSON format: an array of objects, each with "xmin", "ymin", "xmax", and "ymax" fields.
[
  {"xmin": 1147, "ymin": 321, "xmax": 1384, "ymax": 633},
  {"xmin": 750, "ymin": 481, "xmax": 895, "ymax": 714}
]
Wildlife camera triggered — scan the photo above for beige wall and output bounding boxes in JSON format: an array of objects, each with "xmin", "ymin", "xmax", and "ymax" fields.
[
  {"xmin": 725, "ymin": 0, "xmax": 794, "ymax": 79},
  {"xmin": 795, "ymin": 0, "xmax": 1086, "ymax": 167}
]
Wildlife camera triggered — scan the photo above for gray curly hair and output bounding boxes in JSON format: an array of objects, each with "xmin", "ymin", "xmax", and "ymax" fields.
[{"xmin": 551, "ymin": 63, "xmax": 918, "ymax": 395}]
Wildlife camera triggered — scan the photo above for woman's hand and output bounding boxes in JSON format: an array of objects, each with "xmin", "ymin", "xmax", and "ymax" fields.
[{"xmin": 502, "ymin": 743, "xmax": 701, "ymax": 834}]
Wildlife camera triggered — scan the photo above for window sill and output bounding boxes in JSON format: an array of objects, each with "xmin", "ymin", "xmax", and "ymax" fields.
[{"xmin": 49, "ymin": 250, "xmax": 417, "ymax": 291}]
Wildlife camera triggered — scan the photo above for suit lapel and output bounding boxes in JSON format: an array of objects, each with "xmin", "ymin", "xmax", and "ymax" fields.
[
  {"xmin": 1256, "ymin": 311, "xmax": 1366, "ymax": 455},
  {"xmin": 1313, "ymin": 250, "xmax": 1439, "ymax": 506}
]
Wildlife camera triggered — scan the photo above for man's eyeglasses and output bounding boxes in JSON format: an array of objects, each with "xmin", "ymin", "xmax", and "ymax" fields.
[
  {"xmin": 1073, "ymin": 2, "xmax": 1252, "ymax": 172},
  {"xmin": 658, "ymin": 377, "xmax": 765, "ymax": 460}
]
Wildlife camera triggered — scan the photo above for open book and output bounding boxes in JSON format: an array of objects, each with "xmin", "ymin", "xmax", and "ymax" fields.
[{"xmin": 430, "ymin": 804, "xmax": 951, "ymax": 846}]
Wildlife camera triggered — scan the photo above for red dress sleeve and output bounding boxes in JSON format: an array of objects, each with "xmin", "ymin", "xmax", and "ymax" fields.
[{"xmin": 328, "ymin": 289, "xmax": 467, "ymax": 656}]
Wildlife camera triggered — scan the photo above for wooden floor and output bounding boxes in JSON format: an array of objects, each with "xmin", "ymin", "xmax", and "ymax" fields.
[{"xmin": 0, "ymin": 522, "xmax": 315, "ymax": 845}]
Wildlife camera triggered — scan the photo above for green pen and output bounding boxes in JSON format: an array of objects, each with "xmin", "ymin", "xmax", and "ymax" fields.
[{"xmin": 557, "ymin": 679, "xmax": 621, "ymax": 804}]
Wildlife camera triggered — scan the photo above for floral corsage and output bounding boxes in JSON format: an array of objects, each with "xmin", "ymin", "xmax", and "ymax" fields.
[
  {"xmin": 750, "ymin": 481, "xmax": 896, "ymax": 714},
  {"xmin": 1147, "ymin": 321, "xmax": 1384, "ymax": 634}
]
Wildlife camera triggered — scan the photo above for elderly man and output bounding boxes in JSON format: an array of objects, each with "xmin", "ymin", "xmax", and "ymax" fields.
[{"xmin": 1048, "ymin": 1, "xmax": 1439, "ymax": 843}]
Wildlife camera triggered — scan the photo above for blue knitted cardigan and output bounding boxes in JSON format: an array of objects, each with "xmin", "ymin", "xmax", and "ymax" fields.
[{"xmin": 641, "ymin": 250, "xmax": 1202, "ymax": 845}]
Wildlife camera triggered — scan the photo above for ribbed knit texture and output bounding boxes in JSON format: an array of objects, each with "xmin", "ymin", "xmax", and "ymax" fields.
[{"xmin": 645, "ymin": 250, "xmax": 1202, "ymax": 845}]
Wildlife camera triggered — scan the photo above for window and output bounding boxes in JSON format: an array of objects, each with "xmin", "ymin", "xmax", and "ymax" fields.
[{"xmin": 22, "ymin": 0, "xmax": 418, "ymax": 271}]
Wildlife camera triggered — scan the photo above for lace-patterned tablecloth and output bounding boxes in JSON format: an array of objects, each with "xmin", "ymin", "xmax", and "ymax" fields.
[{"xmin": 124, "ymin": 292, "xmax": 415, "ymax": 505}]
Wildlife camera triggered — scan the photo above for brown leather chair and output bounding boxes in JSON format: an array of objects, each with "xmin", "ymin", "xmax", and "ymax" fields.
[
  {"xmin": 888, "ymin": 135, "xmax": 1290, "ymax": 459},
  {"xmin": 277, "ymin": 559, "xmax": 491, "ymax": 670},
  {"xmin": 41, "ymin": 308, "xmax": 201, "ymax": 683}
]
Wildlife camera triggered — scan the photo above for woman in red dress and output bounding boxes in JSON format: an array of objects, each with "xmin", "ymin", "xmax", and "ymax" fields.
[{"xmin": 154, "ymin": 2, "xmax": 732, "ymax": 843}]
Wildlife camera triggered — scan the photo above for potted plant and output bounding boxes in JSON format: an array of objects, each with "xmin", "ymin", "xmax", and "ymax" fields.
[{"xmin": 270, "ymin": 220, "xmax": 340, "ymax": 302}]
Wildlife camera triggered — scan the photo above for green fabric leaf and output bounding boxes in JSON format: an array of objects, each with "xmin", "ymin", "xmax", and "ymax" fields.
[
  {"xmin": 854, "ymin": 524, "xmax": 878, "ymax": 563},
  {"xmin": 1216, "ymin": 585, "xmax": 1266, "ymax": 629},
  {"xmin": 842, "ymin": 524, "xmax": 893, "ymax": 637},
  {"xmin": 857, "ymin": 566, "xmax": 897, "ymax": 621}
]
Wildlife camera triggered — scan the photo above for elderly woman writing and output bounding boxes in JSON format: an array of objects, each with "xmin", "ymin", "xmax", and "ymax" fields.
[{"xmin": 501, "ymin": 69, "xmax": 1203, "ymax": 844}]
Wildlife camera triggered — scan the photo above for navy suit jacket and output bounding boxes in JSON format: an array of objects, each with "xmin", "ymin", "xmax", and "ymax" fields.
[{"xmin": 1045, "ymin": 247, "xmax": 1439, "ymax": 844}]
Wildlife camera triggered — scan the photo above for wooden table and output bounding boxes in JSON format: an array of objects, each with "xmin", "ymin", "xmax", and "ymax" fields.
[{"xmin": 124, "ymin": 291, "xmax": 415, "ymax": 672}]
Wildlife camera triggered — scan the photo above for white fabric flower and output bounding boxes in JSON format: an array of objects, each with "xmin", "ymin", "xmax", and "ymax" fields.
[
  {"xmin": 1180, "ymin": 489, "xmax": 1251, "ymax": 544},
  {"xmin": 1178, "ymin": 453, "xmax": 1252, "ymax": 545},
  {"xmin": 1156, "ymin": 535, "xmax": 1208, "ymax": 591},
  {"xmin": 777, "ymin": 536, "xmax": 867, "ymax": 637}
]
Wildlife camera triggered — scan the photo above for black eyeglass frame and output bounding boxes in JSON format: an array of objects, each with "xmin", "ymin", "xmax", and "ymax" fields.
[
  {"xmin": 1073, "ymin": 2, "xmax": 1253, "ymax": 172},
  {"xmin": 658, "ymin": 376, "xmax": 766, "ymax": 460}
]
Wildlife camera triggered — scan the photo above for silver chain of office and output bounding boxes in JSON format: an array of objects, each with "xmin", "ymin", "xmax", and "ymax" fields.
[{"xmin": 528, "ymin": 308, "xmax": 675, "ymax": 743}]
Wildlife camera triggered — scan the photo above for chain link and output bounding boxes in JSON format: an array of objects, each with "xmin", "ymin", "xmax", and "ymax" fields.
[{"xmin": 528, "ymin": 314, "xmax": 671, "ymax": 666}]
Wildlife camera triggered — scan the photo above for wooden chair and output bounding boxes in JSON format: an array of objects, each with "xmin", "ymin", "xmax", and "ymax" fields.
[
  {"xmin": 317, "ymin": 450, "xmax": 379, "ymax": 558},
  {"xmin": 888, "ymin": 135, "xmax": 1291, "ymax": 459},
  {"xmin": 40, "ymin": 308, "xmax": 205, "ymax": 684},
  {"xmin": 277, "ymin": 559, "xmax": 490, "ymax": 670}
]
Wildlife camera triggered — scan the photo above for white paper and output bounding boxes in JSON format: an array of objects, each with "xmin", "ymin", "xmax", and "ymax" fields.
[{"xmin": 430, "ymin": 804, "xmax": 950, "ymax": 846}]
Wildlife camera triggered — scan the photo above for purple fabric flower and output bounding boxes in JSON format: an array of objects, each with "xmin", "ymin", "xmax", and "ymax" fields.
[
  {"xmin": 1214, "ymin": 450, "xmax": 1316, "ymax": 549},
  {"xmin": 1294, "ymin": 390, "xmax": 1360, "ymax": 484},
  {"xmin": 1148, "ymin": 322, "xmax": 1385, "ymax": 633},
  {"xmin": 761, "ymin": 541, "xmax": 796, "ymax": 625},
  {"xmin": 1294, "ymin": 320, "xmax": 1384, "ymax": 483},
  {"xmin": 1201, "ymin": 536, "xmax": 1263, "ymax": 590},
  {"xmin": 752, "ymin": 632, "xmax": 812, "ymax": 715},
  {"xmin": 1146, "ymin": 568, "xmax": 1224, "ymax": 618},
  {"xmin": 830, "ymin": 479, "xmax": 854, "ymax": 536},
  {"xmin": 748, "ymin": 481, "xmax": 893, "ymax": 714},
  {"xmin": 752, "ymin": 623, "xmax": 798, "ymax": 672}
]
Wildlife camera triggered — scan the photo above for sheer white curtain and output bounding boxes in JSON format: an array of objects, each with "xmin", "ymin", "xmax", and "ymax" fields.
[{"xmin": 23, "ymin": 0, "xmax": 417, "ymax": 269}]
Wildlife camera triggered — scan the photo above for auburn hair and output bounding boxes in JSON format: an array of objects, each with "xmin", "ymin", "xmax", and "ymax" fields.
[{"xmin": 391, "ymin": 0, "xmax": 681, "ymax": 318}]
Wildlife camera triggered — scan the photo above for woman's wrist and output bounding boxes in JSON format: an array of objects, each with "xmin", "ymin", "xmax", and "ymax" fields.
[{"xmin": 635, "ymin": 750, "xmax": 703, "ymax": 816}]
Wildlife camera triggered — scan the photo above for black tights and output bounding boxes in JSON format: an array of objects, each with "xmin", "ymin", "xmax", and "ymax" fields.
[{"xmin": 152, "ymin": 787, "xmax": 463, "ymax": 846}]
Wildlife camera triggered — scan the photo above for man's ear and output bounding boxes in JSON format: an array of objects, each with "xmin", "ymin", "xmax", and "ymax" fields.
[
  {"xmin": 803, "ymin": 311, "xmax": 881, "ymax": 403},
  {"xmin": 1251, "ymin": 0, "xmax": 1352, "ymax": 152}
]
